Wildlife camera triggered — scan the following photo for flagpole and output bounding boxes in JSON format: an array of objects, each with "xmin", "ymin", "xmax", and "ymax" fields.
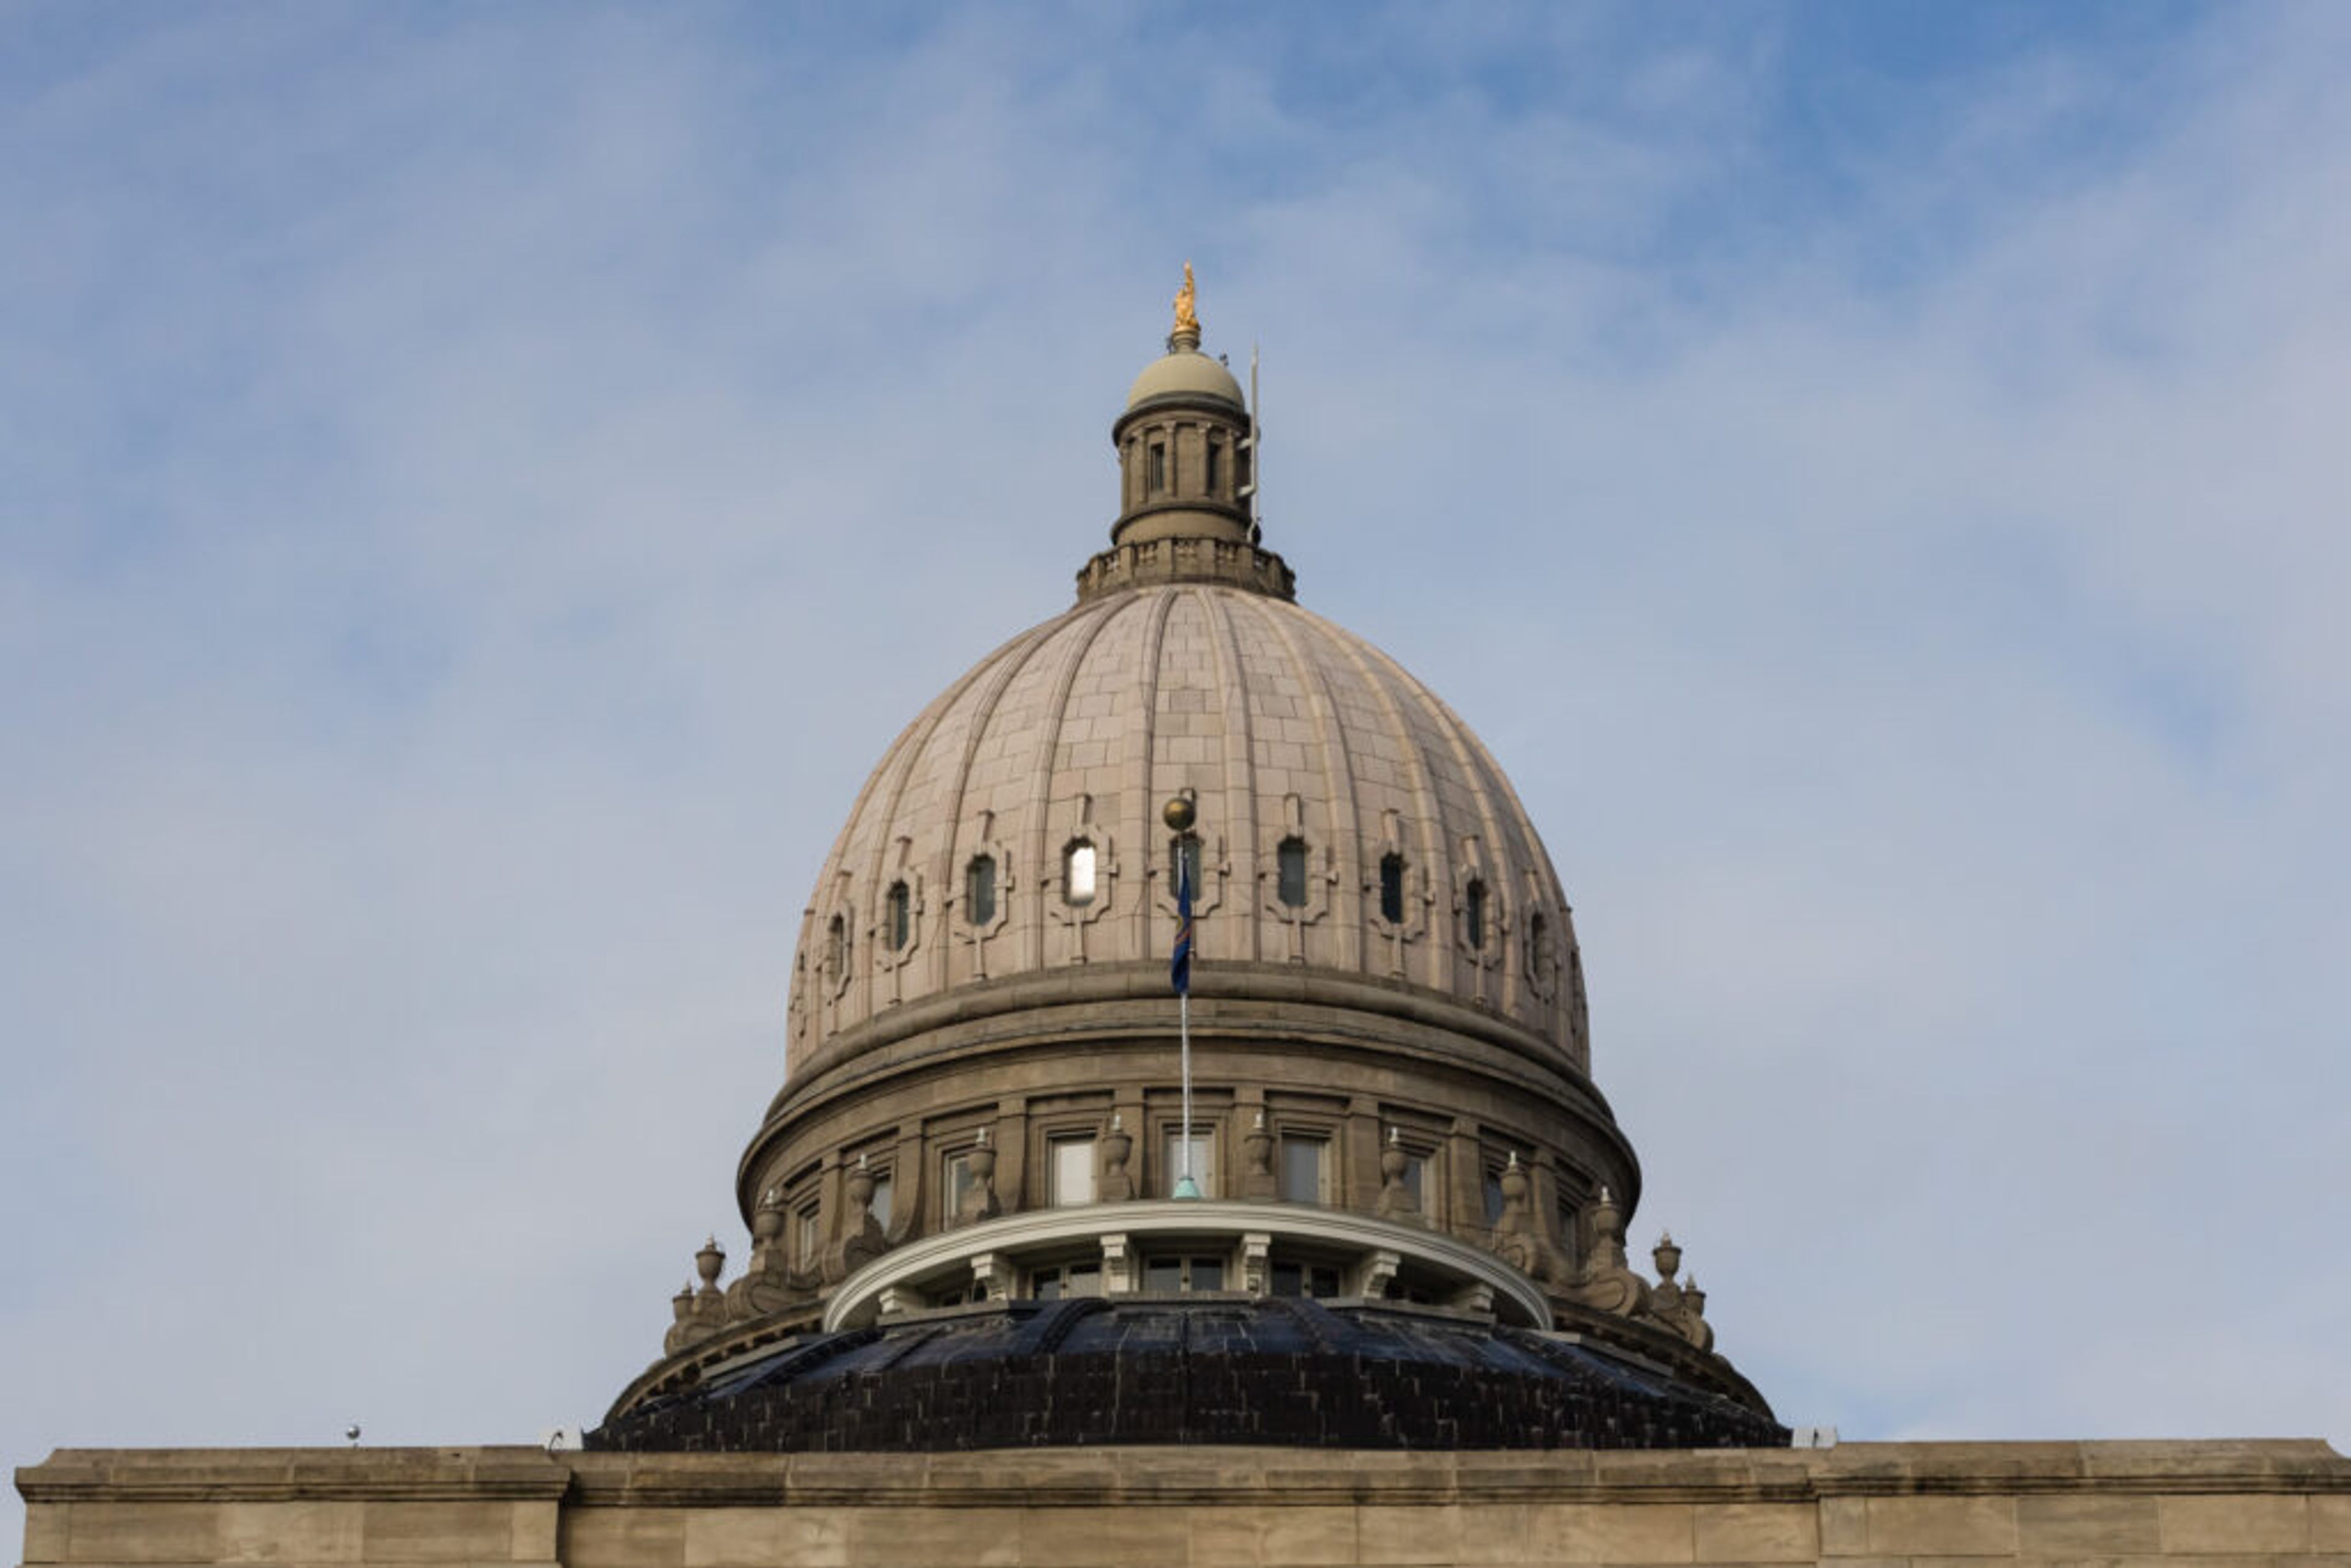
[
  {"xmin": 1165, "ymin": 795, "xmax": 1201, "ymax": 1201},
  {"xmin": 1179, "ymin": 989, "xmax": 1194, "ymax": 1194}
]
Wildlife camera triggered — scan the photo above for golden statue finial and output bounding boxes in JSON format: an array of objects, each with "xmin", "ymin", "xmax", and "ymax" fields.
[{"xmin": 1171, "ymin": 261, "xmax": 1199, "ymax": 338}]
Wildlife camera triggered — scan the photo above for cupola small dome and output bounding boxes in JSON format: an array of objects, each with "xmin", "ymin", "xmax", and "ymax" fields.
[{"xmin": 1126, "ymin": 348, "xmax": 1245, "ymax": 410}]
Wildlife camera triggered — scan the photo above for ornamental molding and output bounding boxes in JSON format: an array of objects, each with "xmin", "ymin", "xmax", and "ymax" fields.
[{"xmin": 822, "ymin": 1198, "xmax": 1552, "ymax": 1332}]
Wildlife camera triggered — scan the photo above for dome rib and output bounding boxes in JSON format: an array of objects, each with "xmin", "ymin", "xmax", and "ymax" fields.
[
  {"xmin": 808, "ymin": 655, "xmax": 983, "ymax": 1038},
  {"xmin": 1245, "ymin": 593, "xmax": 1363, "ymax": 975},
  {"xmin": 1018, "ymin": 598, "xmax": 1126, "ymax": 972},
  {"xmin": 1198, "ymin": 586, "xmax": 1263, "ymax": 964},
  {"xmin": 1316, "ymin": 609, "xmax": 1455, "ymax": 996},
  {"xmin": 851, "ymin": 624, "xmax": 1041, "ymax": 1019},
  {"xmin": 1369, "ymin": 640, "xmax": 1521, "ymax": 1016},
  {"xmin": 930, "ymin": 614, "xmax": 1071, "ymax": 995},
  {"xmin": 1122, "ymin": 586, "xmax": 1180, "ymax": 962},
  {"xmin": 1360, "ymin": 637, "xmax": 1575, "ymax": 1045}
]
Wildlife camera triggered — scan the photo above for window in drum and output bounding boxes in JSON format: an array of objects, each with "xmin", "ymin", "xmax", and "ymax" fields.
[
  {"xmin": 1063, "ymin": 841, "xmax": 1097, "ymax": 906},
  {"xmin": 1278, "ymin": 1135, "xmax": 1327, "ymax": 1204},
  {"xmin": 1483, "ymin": 1162, "xmax": 1507, "ymax": 1225},
  {"xmin": 1050, "ymin": 1135, "xmax": 1097, "ymax": 1206},
  {"xmin": 1277, "ymin": 836, "xmax": 1308, "ymax": 908},
  {"xmin": 1464, "ymin": 877, "xmax": 1488, "ymax": 949},
  {"xmin": 793, "ymin": 1202, "xmax": 820, "ymax": 1266},
  {"xmin": 945, "ymin": 1149, "xmax": 980, "ymax": 1221},
  {"xmin": 1379, "ymin": 853, "xmax": 1405, "ymax": 923},
  {"xmin": 964, "ymin": 854, "xmax": 997, "ymax": 927},
  {"xmin": 1204, "ymin": 439, "xmax": 1222, "ymax": 493},
  {"xmin": 1148, "ymin": 441, "xmax": 1167, "ymax": 493},
  {"xmin": 1029, "ymin": 1261, "xmax": 1102, "ymax": 1300},
  {"xmin": 865, "ymin": 1171, "xmax": 893, "ymax": 1230},
  {"xmin": 1269, "ymin": 1260, "xmax": 1344, "ymax": 1299},
  {"xmin": 1163, "ymin": 1123, "xmax": 1217, "ymax": 1198},
  {"xmin": 1144, "ymin": 1255, "xmax": 1225, "ymax": 1292},
  {"xmin": 885, "ymin": 880, "xmax": 912, "ymax": 951}
]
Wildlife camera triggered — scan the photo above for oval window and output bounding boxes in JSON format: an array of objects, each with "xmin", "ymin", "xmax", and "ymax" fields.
[
  {"xmin": 1277, "ymin": 837, "xmax": 1308, "ymax": 908},
  {"xmin": 1379, "ymin": 853, "xmax": 1405, "ymax": 923},
  {"xmin": 966, "ymin": 854, "xmax": 997, "ymax": 927}
]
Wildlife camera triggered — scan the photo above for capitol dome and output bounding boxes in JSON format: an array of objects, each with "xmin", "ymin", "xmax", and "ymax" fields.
[{"xmin": 607, "ymin": 278, "xmax": 1776, "ymax": 1449}]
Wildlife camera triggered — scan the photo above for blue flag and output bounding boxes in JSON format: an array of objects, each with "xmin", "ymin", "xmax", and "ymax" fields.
[{"xmin": 1171, "ymin": 850, "xmax": 1194, "ymax": 996}]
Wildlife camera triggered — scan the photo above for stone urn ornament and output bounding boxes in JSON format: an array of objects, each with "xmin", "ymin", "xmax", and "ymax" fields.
[
  {"xmin": 1100, "ymin": 1113, "xmax": 1134, "ymax": 1201},
  {"xmin": 1375, "ymin": 1126, "xmax": 1420, "ymax": 1219},
  {"xmin": 1240, "ymin": 1109, "xmax": 1277, "ymax": 1199}
]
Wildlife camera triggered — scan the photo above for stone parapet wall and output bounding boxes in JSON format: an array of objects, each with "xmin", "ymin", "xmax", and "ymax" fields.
[{"xmin": 21, "ymin": 1440, "xmax": 2350, "ymax": 1568}]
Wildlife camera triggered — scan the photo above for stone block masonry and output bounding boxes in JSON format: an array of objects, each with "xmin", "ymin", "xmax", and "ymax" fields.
[{"xmin": 20, "ymin": 1439, "xmax": 2350, "ymax": 1567}]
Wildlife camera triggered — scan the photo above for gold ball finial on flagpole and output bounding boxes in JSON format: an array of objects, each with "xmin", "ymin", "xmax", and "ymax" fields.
[{"xmin": 1163, "ymin": 795, "xmax": 1196, "ymax": 833}]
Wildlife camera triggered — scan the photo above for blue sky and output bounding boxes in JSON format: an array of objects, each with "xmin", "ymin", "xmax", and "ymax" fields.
[{"xmin": 5, "ymin": 2, "xmax": 2348, "ymax": 1532}]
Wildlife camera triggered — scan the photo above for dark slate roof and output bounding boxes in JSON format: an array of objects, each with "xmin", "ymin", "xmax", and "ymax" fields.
[{"xmin": 590, "ymin": 1296, "xmax": 1787, "ymax": 1452}]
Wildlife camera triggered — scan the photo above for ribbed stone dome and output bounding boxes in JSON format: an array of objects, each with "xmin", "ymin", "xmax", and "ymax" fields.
[{"xmin": 783, "ymin": 581, "xmax": 1587, "ymax": 1076}]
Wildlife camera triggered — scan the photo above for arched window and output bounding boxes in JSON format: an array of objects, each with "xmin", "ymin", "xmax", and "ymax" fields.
[
  {"xmin": 1064, "ymin": 840, "xmax": 1097, "ymax": 906},
  {"xmin": 1277, "ymin": 837, "xmax": 1308, "ymax": 908},
  {"xmin": 1464, "ymin": 877, "xmax": 1488, "ymax": 950},
  {"xmin": 885, "ymin": 881, "xmax": 912, "ymax": 951},
  {"xmin": 1204, "ymin": 439, "xmax": 1223, "ymax": 493},
  {"xmin": 1147, "ymin": 441, "xmax": 1167, "ymax": 494},
  {"xmin": 1379, "ymin": 853, "xmax": 1405, "ymax": 923},
  {"xmin": 965, "ymin": 854, "xmax": 997, "ymax": 927}
]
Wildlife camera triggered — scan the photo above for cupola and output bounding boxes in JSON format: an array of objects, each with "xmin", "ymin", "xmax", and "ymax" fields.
[
  {"xmin": 1080, "ymin": 264, "xmax": 1294, "ymax": 601},
  {"xmin": 1112, "ymin": 263, "xmax": 1254, "ymax": 551}
]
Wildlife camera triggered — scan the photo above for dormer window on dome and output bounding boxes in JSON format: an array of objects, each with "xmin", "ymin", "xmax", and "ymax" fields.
[
  {"xmin": 964, "ymin": 853, "xmax": 997, "ymax": 927},
  {"xmin": 885, "ymin": 881, "xmax": 912, "ymax": 951},
  {"xmin": 1277, "ymin": 837, "xmax": 1309, "ymax": 908},
  {"xmin": 1063, "ymin": 840, "xmax": 1098, "ymax": 906}
]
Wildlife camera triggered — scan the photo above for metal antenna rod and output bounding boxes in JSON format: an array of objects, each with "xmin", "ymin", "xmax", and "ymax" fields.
[{"xmin": 1249, "ymin": 343, "xmax": 1261, "ymax": 527}]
